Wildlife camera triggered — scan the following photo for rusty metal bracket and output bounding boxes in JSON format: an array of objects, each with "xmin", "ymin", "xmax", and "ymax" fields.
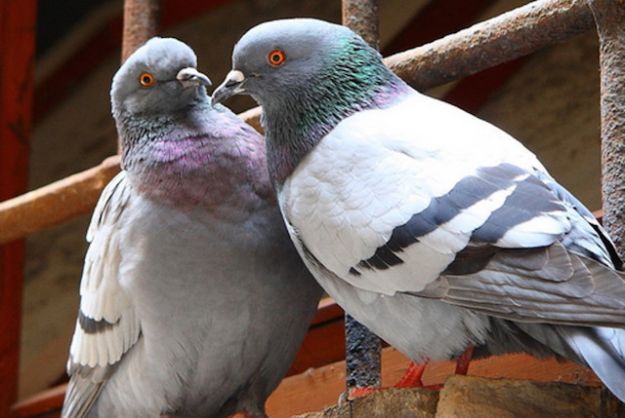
[
  {"xmin": 342, "ymin": 0, "xmax": 380, "ymax": 50},
  {"xmin": 341, "ymin": 0, "xmax": 383, "ymax": 394},
  {"xmin": 121, "ymin": 0, "xmax": 160, "ymax": 62},
  {"xmin": 588, "ymin": 0, "xmax": 625, "ymax": 258}
]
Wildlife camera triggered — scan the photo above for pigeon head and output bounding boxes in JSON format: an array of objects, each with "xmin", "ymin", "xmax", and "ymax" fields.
[
  {"xmin": 111, "ymin": 37, "xmax": 211, "ymax": 116},
  {"xmin": 212, "ymin": 19, "xmax": 406, "ymax": 185},
  {"xmin": 212, "ymin": 18, "xmax": 400, "ymax": 110}
]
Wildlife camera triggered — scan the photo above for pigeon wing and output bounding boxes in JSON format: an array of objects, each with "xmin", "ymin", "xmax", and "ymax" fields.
[{"xmin": 62, "ymin": 173, "xmax": 141, "ymax": 417}]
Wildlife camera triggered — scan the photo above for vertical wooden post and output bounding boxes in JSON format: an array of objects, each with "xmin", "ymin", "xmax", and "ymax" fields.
[
  {"xmin": 341, "ymin": 0, "xmax": 382, "ymax": 394},
  {"xmin": 588, "ymin": 0, "xmax": 625, "ymax": 258},
  {"xmin": 0, "ymin": 0, "xmax": 36, "ymax": 414}
]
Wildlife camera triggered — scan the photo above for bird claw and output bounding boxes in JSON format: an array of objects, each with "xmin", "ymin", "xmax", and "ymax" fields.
[
  {"xmin": 394, "ymin": 361, "xmax": 428, "ymax": 388},
  {"xmin": 454, "ymin": 345, "xmax": 475, "ymax": 375}
]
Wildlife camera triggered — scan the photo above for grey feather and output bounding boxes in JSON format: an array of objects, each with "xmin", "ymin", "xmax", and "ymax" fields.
[
  {"xmin": 418, "ymin": 243, "xmax": 625, "ymax": 326},
  {"xmin": 62, "ymin": 37, "xmax": 321, "ymax": 418},
  {"xmin": 558, "ymin": 327, "xmax": 625, "ymax": 402},
  {"xmin": 214, "ymin": 18, "xmax": 625, "ymax": 402},
  {"xmin": 62, "ymin": 378, "xmax": 105, "ymax": 418}
]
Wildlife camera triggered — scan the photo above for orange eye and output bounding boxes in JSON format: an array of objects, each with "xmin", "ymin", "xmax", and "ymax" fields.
[
  {"xmin": 267, "ymin": 49, "xmax": 286, "ymax": 66},
  {"xmin": 139, "ymin": 72, "xmax": 156, "ymax": 87}
]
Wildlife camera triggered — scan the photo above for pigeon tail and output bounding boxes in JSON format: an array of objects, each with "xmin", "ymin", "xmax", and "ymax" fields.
[
  {"xmin": 61, "ymin": 376, "xmax": 104, "ymax": 418},
  {"xmin": 560, "ymin": 326, "xmax": 625, "ymax": 403}
]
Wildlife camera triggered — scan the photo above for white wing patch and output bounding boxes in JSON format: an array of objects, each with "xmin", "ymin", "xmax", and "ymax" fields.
[
  {"xmin": 68, "ymin": 173, "xmax": 141, "ymax": 372},
  {"xmin": 280, "ymin": 92, "xmax": 570, "ymax": 296}
]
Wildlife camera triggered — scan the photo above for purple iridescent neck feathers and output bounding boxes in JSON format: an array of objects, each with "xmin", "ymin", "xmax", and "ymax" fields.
[{"xmin": 118, "ymin": 102, "xmax": 271, "ymax": 213}]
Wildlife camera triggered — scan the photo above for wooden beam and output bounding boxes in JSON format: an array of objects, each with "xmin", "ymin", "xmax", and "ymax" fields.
[
  {"xmin": 0, "ymin": 156, "xmax": 120, "ymax": 245},
  {"xmin": 342, "ymin": 0, "xmax": 380, "ymax": 50},
  {"xmin": 0, "ymin": 0, "xmax": 36, "ymax": 416}
]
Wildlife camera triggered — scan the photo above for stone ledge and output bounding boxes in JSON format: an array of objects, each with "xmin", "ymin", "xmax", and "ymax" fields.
[
  {"xmin": 294, "ymin": 387, "xmax": 439, "ymax": 418},
  {"xmin": 294, "ymin": 375, "xmax": 621, "ymax": 418},
  {"xmin": 436, "ymin": 375, "xmax": 619, "ymax": 418}
]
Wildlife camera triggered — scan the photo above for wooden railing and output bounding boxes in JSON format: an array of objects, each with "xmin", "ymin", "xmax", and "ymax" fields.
[{"xmin": 1, "ymin": 0, "xmax": 623, "ymax": 417}]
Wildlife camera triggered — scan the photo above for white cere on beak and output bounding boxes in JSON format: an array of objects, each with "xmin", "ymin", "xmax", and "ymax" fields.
[
  {"xmin": 225, "ymin": 70, "xmax": 245, "ymax": 84},
  {"xmin": 176, "ymin": 67, "xmax": 212, "ymax": 87},
  {"xmin": 211, "ymin": 70, "xmax": 247, "ymax": 106}
]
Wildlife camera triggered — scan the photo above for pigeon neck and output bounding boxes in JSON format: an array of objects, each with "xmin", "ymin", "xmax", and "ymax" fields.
[
  {"xmin": 263, "ymin": 54, "xmax": 409, "ymax": 186},
  {"xmin": 118, "ymin": 105, "xmax": 273, "ymax": 213}
]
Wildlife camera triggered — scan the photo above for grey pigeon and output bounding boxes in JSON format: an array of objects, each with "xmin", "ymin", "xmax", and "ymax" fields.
[
  {"xmin": 212, "ymin": 18, "xmax": 625, "ymax": 401},
  {"xmin": 62, "ymin": 37, "xmax": 321, "ymax": 418}
]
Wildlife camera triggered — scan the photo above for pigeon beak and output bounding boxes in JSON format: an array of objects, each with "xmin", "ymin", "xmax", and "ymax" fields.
[
  {"xmin": 211, "ymin": 70, "xmax": 246, "ymax": 106},
  {"xmin": 176, "ymin": 67, "xmax": 212, "ymax": 88}
]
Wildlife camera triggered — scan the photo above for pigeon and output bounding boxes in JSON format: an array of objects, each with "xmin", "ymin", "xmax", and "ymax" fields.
[
  {"xmin": 61, "ymin": 37, "xmax": 321, "ymax": 418},
  {"xmin": 212, "ymin": 18, "xmax": 625, "ymax": 401}
]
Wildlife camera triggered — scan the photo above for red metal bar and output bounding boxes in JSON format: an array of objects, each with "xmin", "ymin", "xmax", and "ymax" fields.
[
  {"xmin": 0, "ymin": 0, "xmax": 37, "ymax": 416},
  {"xmin": 588, "ymin": 0, "xmax": 625, "ymax": 257}
]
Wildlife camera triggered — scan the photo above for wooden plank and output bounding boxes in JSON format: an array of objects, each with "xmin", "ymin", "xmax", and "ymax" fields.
[
  {"xmin": 0, "ymin": 156, "xmax": 120, "ymax": 245},
  {"xmin": 0, "ymin": 0, "xmax": 36, "ymax": 416}
]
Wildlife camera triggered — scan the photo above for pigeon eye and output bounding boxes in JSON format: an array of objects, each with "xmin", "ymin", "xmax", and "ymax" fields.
[
  {"xmin": 139, "ymin": 72, "xmax": 156, "ymax": 87},
  {"xmin": 267, "ymin": 50, "xmax": 286, "ymax": 66}
]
